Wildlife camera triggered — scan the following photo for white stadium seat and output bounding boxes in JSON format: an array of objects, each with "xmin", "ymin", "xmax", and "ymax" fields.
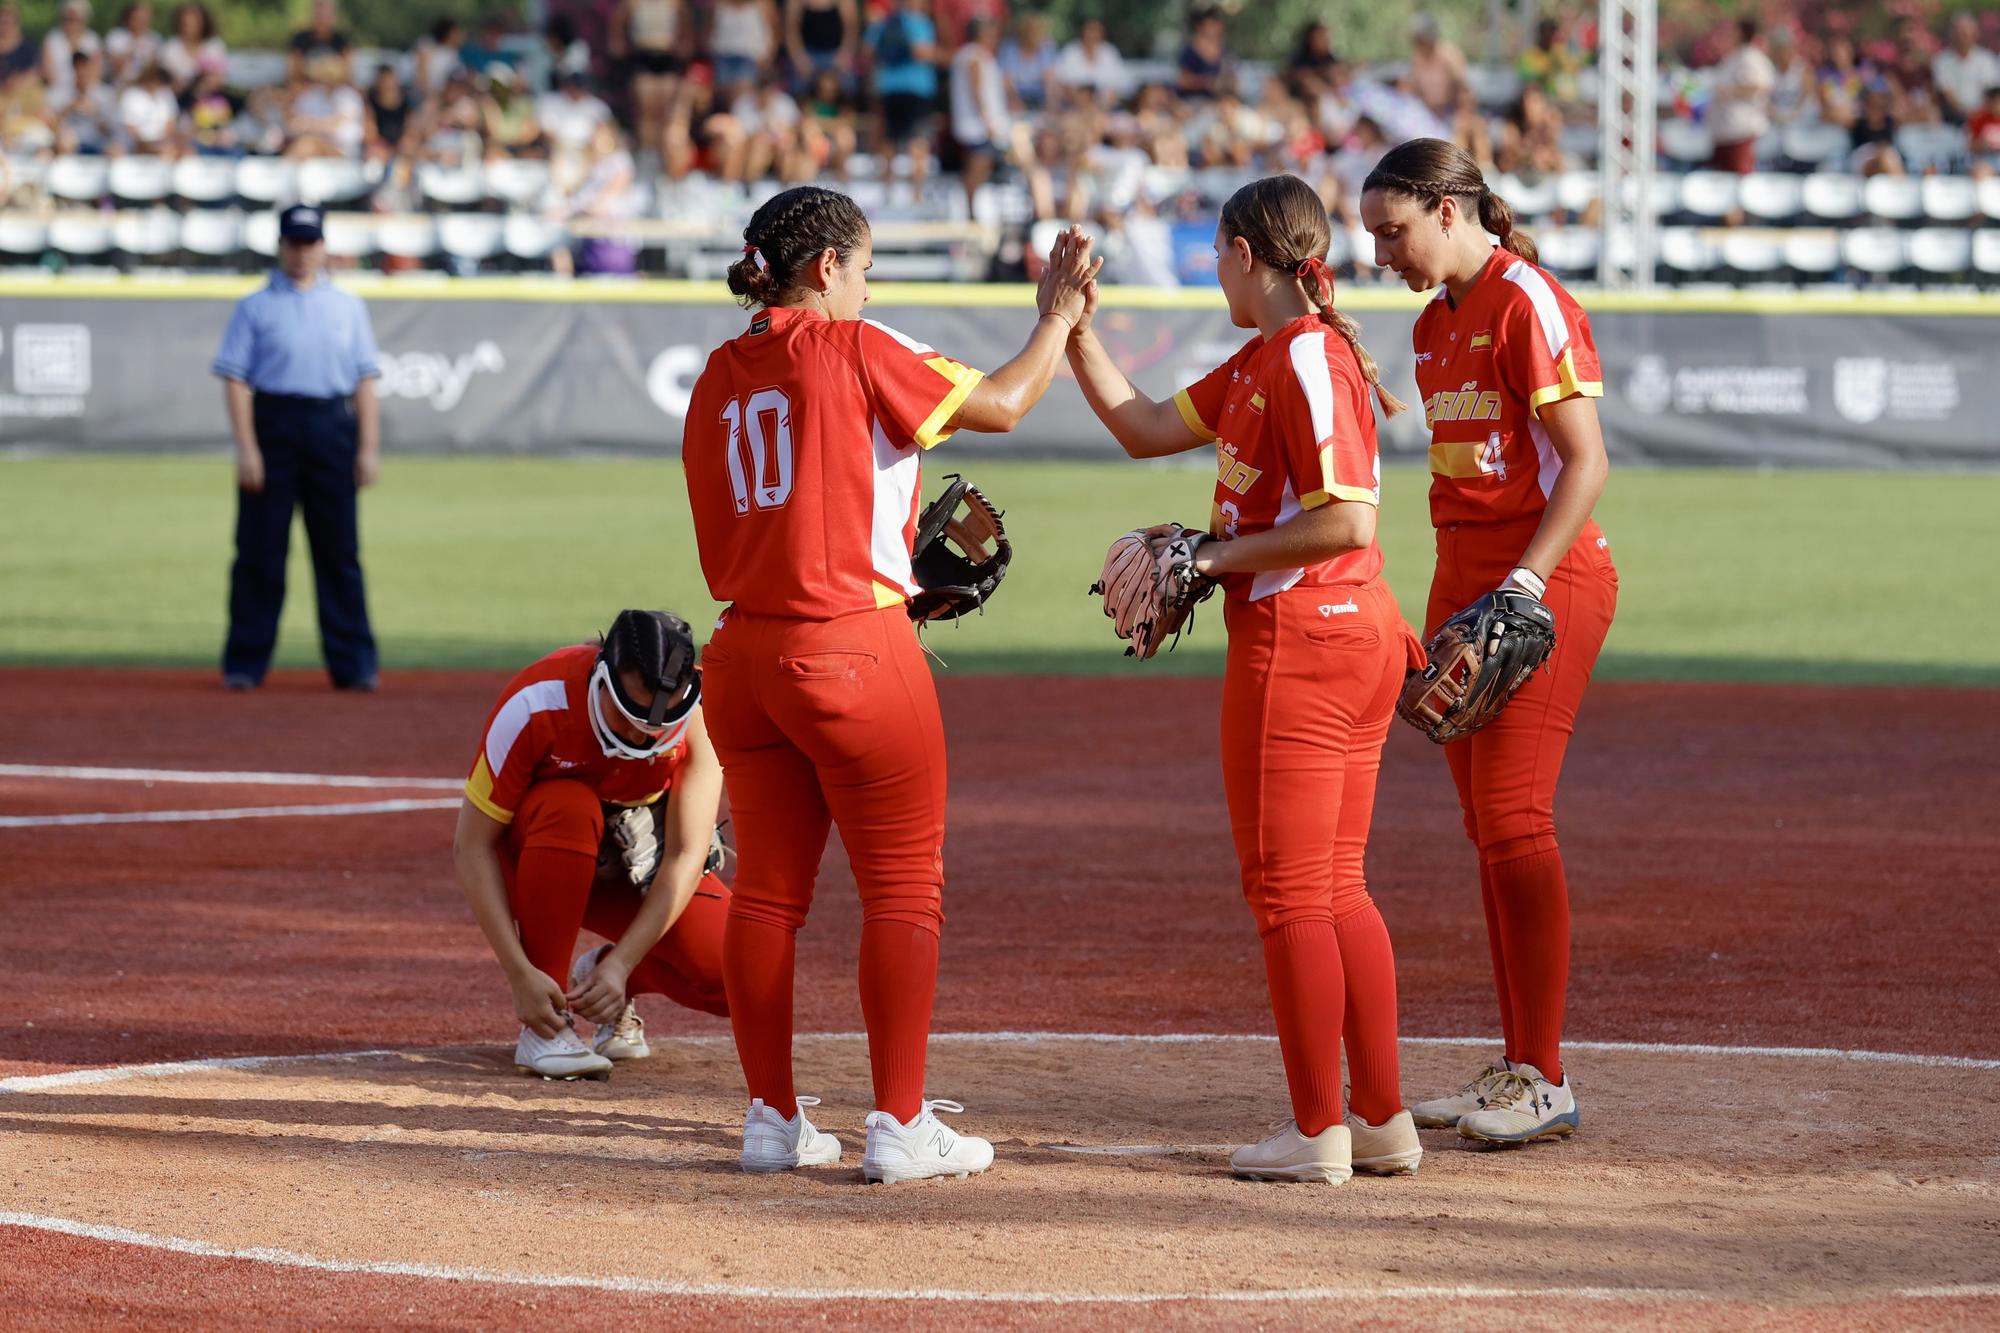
[
  {"xmin": 439, "ymin": 212, "xmax": 505, "ymax": 265},
  {"xmin": 1862, "ymin": 174, "xmax": 1922, "ymax": 224},
  {"xmin": 1656, "ymin": 226, "xmax": 1714, "ymax": 282},
  {"xmin": 45, "ymin": 155, "xmax": 109, "ymax": 204},
  {"xmin": 112, "ymin": 208, "xmax": 180, "ymax": 257},
  {"xmin": 1921, "ymin": 175, "xmax": 1978, "ymax": 224},
  {"xmin": 376, "ymin": 215, "xmax": 438, "ymax": 261},
  {"xmin": 243, "ymin": 209, "xmax": 279, "ymax": 257},
  {"xmin": 415, "ymin": 162, "xmax": 485, "ymax": 209},
  {"xmin": 1800, "ymin": 173, "xmax": 1863, "ymax": 224},
  {"xmin": 1719, "ymin": 230, "xmax": 1784, "ymax": 280},
  {"xmin": 297, "ymin": 157, "xmax": 375, "ymax": 207},
  {"xmin": 1781, "ymin": 121, "xmax": 1849, "ymax": 168},
  {"xmin": 1737, "ymin": 172, "xmax": 1802, "ymax": 224},
  {"xmin": 178, "ymin": 209, "xmax": 242, "ymax": 258},
  {"xmin": 235, "ymin": 157, "xmax": 297, "ymax": 207},
  {"xmin": 502, "ymin": 214, "xmax": 563, "ymax": 263},
  {"xmin": 1840, "ymin": 226, "xmax": 1906, "ymax": 281},
  {"xmin": 1906, "ymin": 227, "xmax": 1972, "ymax": 282},
  {"xmin": 322, "ymin": 212, "xmax": 376, "ymax": 259},
  {"xmin": 483, "ymin": 158, "xmax": 550, "ymax": 210},
  {"xmin": 1782, "ymin": 230, "xmax": 1842, "ymax": 282},
  {"xmin": 172, "ymin": 155, "xmax": 238, "ymax": 206},
  {"xmin": 1535, "ymin": 226, "xmax": 1600, "ymax": 278},
  {"xmin": 1498, "ymin": 173, "xmax": 1558, "ymax": 224},
  {"xmin": 108, "ymin": 155, "xmax": 174, "ymax": 204},
  {"xmin": 1554, "ymin": 169, "xmax": 1598, "ymax": 216},
  {"xmin": 1895, "ymin": 123, "xmax": 1964, "ymax": 174},
  {"xmin": 48, "ymin": 212, "xmax": 113, "ymax": 259},
  {"xmin": 1558, "ymin": 122, "xmax": 1599, "ymax": 166},
  {"xmin": 0, "ymin": 213, "xmax": 49, "ymax": 259},
  {"xmin": 1676, "ymin": 170, "xmax": 1740, "ymax": 222},
  {"xmin": 1979, "ymin": 177, "xmax": 2000, "ymax": 221},
  {"xmin": 1658, "ymin": 119, "xmax": 1712, "ymax": 166},
  {"xmin": 1973, "ymin": 229, "xmax": 2000, "ymax": 284}
]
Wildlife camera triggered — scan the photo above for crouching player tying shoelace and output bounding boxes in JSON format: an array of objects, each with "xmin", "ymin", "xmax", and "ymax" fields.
[{"xmin": 454, "ymin": 610, "xmax": 732, "ymax": 1079}]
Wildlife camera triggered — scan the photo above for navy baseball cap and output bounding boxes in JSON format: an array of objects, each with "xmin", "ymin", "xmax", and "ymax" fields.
[{"xmin": 278, "ymin": 204, "xmax": 325, "ymax": 242}]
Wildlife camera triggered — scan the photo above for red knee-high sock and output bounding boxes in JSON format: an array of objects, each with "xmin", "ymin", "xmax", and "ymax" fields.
[
  {"xmin": 1479, "ymin": 859, "xmax": 1519, "ymax": 1062},
  {"xmin": 1487, "ymin": 849, "xmax": 1570, "ymax": 1083},
  {"xmin": 858, "ymin": 919, "xmax": 937, "ymax": 1122},
  {"xmin": 1261, "ymin": 920, "xmax": 1345, "ymax": 1137},
  {"xmin": 1334, "ymin": 902, "xmax": 1401, "ymax": 1126},
  {"xmin": 511, "ymin": 847, "xmax": 596, "ymax": 987},
  {"xmin": 723, "ymin": 913, "xmax": 798, "ymax": 1118}
]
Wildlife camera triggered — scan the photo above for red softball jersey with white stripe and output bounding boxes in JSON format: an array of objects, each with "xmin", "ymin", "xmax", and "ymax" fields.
[
  {"xmin": 464, "ymin": 645, "xmax": 689, "ymax": 824},
  {"xmin": 1411, "ymin": 246, "xmax": 1604, "ymax": 528},
  {"xmin": 1172, "ymin": 313, "xmax": 1385, "ymax": 601},
  {"xmin": 682, "ymin": 307, "xmax": 985, "ymax": 619}
]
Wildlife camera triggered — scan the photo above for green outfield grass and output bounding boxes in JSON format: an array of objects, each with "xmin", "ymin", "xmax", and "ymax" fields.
[{"xmin": 2, "ymin": 455, "xmax": 1994, "ymax": 684}]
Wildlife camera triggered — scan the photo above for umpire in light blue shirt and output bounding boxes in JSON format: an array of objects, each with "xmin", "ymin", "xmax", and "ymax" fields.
[{"xmin": 212, "ymin": 204, "xmax": 383, "ymax": 692}]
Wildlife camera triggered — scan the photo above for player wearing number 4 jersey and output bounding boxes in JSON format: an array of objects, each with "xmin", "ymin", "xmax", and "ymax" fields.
[
  {"xmin": 1363, "ymin": 139, "xmax": 1619, "ymax": 1145},
  {"xmin": 1069, "ymin": 174, "xmax": 1425, "ymax": 1185},
  {"xmin": 683, "ymin": 186, "xmax": 1099, "ymax": 1182}
]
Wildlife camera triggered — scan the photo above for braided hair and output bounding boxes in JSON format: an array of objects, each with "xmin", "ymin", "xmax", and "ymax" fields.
[
  {"xmin": 1218, "ymin": 174, "xmax": 1407, "ymax": 418},
  {"xmin": 725, "ymin": 186, "xmax": 871, "ymax": 310},
  {"xmin": 1361, "ymin": 137, "xmax": 1538, "ymax": 265},
  {"xmin": 602, "ymin": 609, "xmax": 696, "ymax": 706}
]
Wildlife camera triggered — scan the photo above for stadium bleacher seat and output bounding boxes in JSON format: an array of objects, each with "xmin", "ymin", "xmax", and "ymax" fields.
[
  {"xmin": 1676, "ymin": 170, "xmax": 1741, "ymax": 223},
  {"xmin": 172, "ymin": 155, "xmax": 237, "ymax": 207},
  {"xmin": 1840, "ymin": 226, "xmax": 1907, "ymax": 284},
  {"xmin": 1656, "ymin": 226, "xmax": 1715, "ymax": 284},
  {"xmin": 109, "ymin": 156, "xmax": 173, "ymax": 206},
  {"xmin": 112, "ymin": 208, "xmax": 180, "ymax": 262},
  {"xmin": 1718, "ymin": 230, "xmax": 1785, "ymax": 284},
  {"xmin": 1780, "ymin": 121, "xmax": 1849, "ymax": 169},
  {"xmin": 1862, "ymin": 174, "xmax": 1922, "ymax": 225},
  {"xmin": 1920, "ymin": 175, "xmax": 1978, "ymax": 224},
  {"xmin": 243, "ymin": 209, "xmax": 279, "ymax": 257},
  {"xmin": 46, "ymin": 156, "xmax": 109, "ymax": 205},
  {"xmin": 298, "ymin": 158, "xmax": 375, "ymax": 208},
  {"xmin": 1536, "ymin": 225, "xmax": 1600, "ymax": 280},
  {"xmin": 1894, "ymin": 123, "xmax": 1964, "ymax": 175},
  {"xmin": 1979, "ymin": 178, "xmax": 2000, "ymax": 222},
  {"xmin": 1782, "ymin": 230, "xmax": 1842, "ymax": 284},
  {"xmin": 502, "ymin": 214, "xmax": 562, "ymax": 266},
  {"xmin": 483, "ymin": 158, "xmax": 550, "ymax": 210},
  {"xmin": 48, "ymin": 212, "xmax": 113, "ymax": 261},
  {"xmin": 1559, "ymin": 123, "xmax": 1599, "ymax": 168},
  {"xmin": 178, "ymin": 210, "xmax": 242, "ymax": 261},
  {"xmin": 439, "ymin": 213, "xmax": 505, "ymax": 270},
  {"xmin": 1658, "ymin": 119, "xmax": 1713, "ymax": 167},
  {"xmin": 323, "ymin": 212, "xmax": 375, "ymax": 260},
  {"xmin": 1554, "ymin": 169, "xmax": 1598, "ymax": 217},
  {"xmin": 1494, "ymin": 172, "xmax": 1557, "ymax": 223},
  {"xmin": 1972, "ymin": 230, "xmax": 2000, "ymax": 286},
  {"xmin": 415, "ymin": 163, "xmax": 485, "ymax": 210},
  {"xmin": 1801, "ymin": 173, "xmax": 1864, "ymax": 225},
  {"xmin": 0, "ymin": 212, "xmax": 48, "ymax": 262},
  {"xmin": 235, "ymin": 158, "xmax": 296, "ymax": 208},
  {"xmin": 1906, "ymin": 227, "xmax": 1972, "ymax": 284},
  {"xmin": 376, "ymin": 215, "xmax": 439, "ymax": 263},
  {"xmin": 1738, "ymin": 172, "xmax": 1803, "ymax": 225}
]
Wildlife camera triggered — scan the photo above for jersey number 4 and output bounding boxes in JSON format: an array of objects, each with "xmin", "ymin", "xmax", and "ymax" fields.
[{"xmin": 720, "ymin": 388, "xmax": 795, "ymax": 514}]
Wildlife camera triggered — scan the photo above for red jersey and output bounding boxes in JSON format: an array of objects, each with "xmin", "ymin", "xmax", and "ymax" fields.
[
  {"xmin": 1411, "ymin": 247, "xmax": 1603, "ymax": 528},
  {"xmin": 682, "ymin": 307, "xmax": 985, "ymax": 619},
  {"xmin": 464, "ymin": 645, "xmax": 689, "ymax": 824},
  {"xmin": 1172, "ymin": 314, "xmax": 1385, "ymax": 600}
]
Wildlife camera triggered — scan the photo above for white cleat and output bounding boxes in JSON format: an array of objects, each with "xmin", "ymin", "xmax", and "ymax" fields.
[
  {"xmin": 739, "ymin": 1096, "xmax": 844, "ymax": 1173},
  {"xmin": 1456, "ymin": 1063, "xmax": 1580, "ymax": 1144},
  {"xmin": 1230, "ymin": 1120, "xmax": 1353, "ymax": 1184},
  {"xmin": 514, "ymin": 1023, "xmax": 613, "ymax": 1080},
  {"xmin": 569, "ymin": 944, "xmax": 650, "ymax": 1061},
  {"xmin": 1346, "ymin": 1109, "xmax": 1424, "ymax": 1175},
  {"xmin": 1411, "ymin": 1061, "xmax": 1513, "ymax": 1128},
  {"xmin": 861, "ymin": 1099, "xmax": 994, "ymax": 1184}
]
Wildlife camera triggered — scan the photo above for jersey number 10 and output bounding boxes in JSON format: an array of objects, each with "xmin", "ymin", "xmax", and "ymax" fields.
[{"xmin": 720, "ymin": 388, "xmax": 796, "ymax": 514}]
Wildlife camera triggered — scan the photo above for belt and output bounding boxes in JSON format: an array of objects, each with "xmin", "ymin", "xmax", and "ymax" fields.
[{"xmin": 252, "ymin": 391, "xmax": 347, "ymax": 405}]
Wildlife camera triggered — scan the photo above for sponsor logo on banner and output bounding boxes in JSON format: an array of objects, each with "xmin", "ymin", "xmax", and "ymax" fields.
[
  {"xmin": 647, "ymin": 345, "xmax": 706, "ymax": 419},
  {"xmin": 1622, "ymin": 354, "xmax": 1807, "ymax": 417},
  {"xmin": 1832, "ymin": 357, "xmax": 1960, "ymax": 424},
  {"xmin": 377, "ymin": 340, "xmax": 505, "ymax": 411},
  {"xmin": 0, "ymin": 323, "xmax": 91, "ymax": 418}
]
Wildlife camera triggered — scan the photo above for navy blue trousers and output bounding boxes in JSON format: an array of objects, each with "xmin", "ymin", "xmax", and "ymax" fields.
[{"xmin": 223, "ymin": 393, "xmax": 377, "ymax": 686}]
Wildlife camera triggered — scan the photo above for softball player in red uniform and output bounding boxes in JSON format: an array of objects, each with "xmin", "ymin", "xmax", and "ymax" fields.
[
  {"xmin": 683, "ymin": 186, "xmax": 1098, "ymax": 1181},
  {"xmin": 1067, "ymin": 174, "xmax": 1424, "ymax": 1183},
  {"xmin": 453, "ymin": 610, "xmax": 729, "ymax": 1080},
  {"xmin": 1361, "ymin": 139, "xmax": 1619, "ymax": 1144}
]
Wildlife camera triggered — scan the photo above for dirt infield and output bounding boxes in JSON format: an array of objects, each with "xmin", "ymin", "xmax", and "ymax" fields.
[{"xmin": 2, "ymin": 668, "xmax": 1998, "ymax": 1327}]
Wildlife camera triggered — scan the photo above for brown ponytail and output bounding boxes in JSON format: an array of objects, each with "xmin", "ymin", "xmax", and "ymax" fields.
[
  {"xmin": 723, "ymin": 185, "xmax": 871, "ymax": 309},
  {"xmin": 1363, "ymin": 137, "xmax": 1537, "ymax": 264},
  {"xmin": 1218, "ymin": 173, "xmax": 1408, "ymax": 418}
]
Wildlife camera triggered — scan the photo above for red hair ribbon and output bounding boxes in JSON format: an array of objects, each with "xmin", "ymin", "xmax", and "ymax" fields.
[{"xmin": 1295, "ymin": 256, "xmax": 1334, "ymax": 304}]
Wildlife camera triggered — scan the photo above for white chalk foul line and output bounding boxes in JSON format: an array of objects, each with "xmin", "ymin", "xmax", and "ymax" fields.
[
  {"xmin": 0, "ymin": 763, "xmax": 462, "ymax": 790},
  {"xmin": 0, "ymin": 1210, "xmax": 1718, "ymax": 1305},
  {"xmin": 0, "ymin": 798, "xmax": 462, "ymax": 828}
]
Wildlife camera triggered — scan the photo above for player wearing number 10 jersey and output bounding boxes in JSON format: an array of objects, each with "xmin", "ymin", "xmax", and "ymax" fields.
[{"xmin": 682, "ymin": 186, "xmax": 1099, "ymax": 1183}]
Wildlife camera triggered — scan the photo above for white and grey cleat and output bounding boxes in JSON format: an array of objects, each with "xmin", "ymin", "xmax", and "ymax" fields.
[
  {"xmin": 1229, "ymin": 1120, "xmax": 1353, "ymax": 1184},
  {"xmin": 1456, "ymin": 1064, "xmax": 1579, "ymax": 1144},
  {"xmin": 1346, "ymin": 1109, "xmax": 1424, "ymax": 1175},
  {"xmin": 570, "ymin": 943, "xmax": 651, "ymax": 1060},
  {"xmin": 739, "ymin": 1096, "xmax": 844, "ymax": 1173},
  {"xmin": 1411, "ymin": 1061, "xmax": 1513, "ymax": 1128},
  {"xmin": 861, "ymin": 1099, "xmax": 994, "ymax": 1183},
  {"xmin": 514, "ymin": 1022, "xmax": 613, "ymax": 1080}
]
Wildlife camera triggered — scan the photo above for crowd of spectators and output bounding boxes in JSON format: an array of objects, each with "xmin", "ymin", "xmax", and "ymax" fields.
[{"xmin": 0, "ymin": 0, "xmax": 1996, "ymax": 249}]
